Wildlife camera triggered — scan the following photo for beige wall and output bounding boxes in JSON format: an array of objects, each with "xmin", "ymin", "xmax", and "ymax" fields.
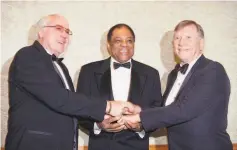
[{"xmin": 1, "ymin": 1, "xmax": 237, "ymax": 146}]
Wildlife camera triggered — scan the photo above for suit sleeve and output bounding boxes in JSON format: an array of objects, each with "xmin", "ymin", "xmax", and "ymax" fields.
[
  {"xmin": 149, "ymin": 70, "xmax": 163, "ymax": 108},
  {"xmin": 138, "ymin": 69, "xmax": 163, "ymax": 138},
  {"xmin": 76, "ymin": 66, "xmax": 96, "ymax": 131},
  {"xmin": 140, "ymin": 62, "xmax": 230, "ymax": 131},
  {"xmin": 10, "ymin": 52, "xmax": 106, "ymax": 122}
]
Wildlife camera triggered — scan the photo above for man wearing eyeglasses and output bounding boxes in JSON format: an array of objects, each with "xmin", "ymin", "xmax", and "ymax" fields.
[
  {"xmin": 76, "ymin": 23, "xmax": 162, "ymax": 150},
  {"xmin": 5, "ymin": 14, "xmax": 138, "ymax": 150}
]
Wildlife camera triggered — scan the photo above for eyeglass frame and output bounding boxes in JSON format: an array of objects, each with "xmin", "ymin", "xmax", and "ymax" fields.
[{"xmin": 43, "ymin": 25, "xmax": 73, "ymax": 35}]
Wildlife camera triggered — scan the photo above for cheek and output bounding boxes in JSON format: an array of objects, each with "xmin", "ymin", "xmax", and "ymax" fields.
[
  {"xmin": 130, "ymin": 50, "xmax": 134, "ymax": 56},
  {"xmin": 173, "ymin": 42, "xmax": 179, "ymax": 48},
  {"xmin": 111, "ymin": 48, "xmax": 119, "ymax": 55}
]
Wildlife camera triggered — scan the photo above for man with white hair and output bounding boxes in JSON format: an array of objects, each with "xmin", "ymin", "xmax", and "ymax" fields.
[
  {"xmin": 123, "ymin": 20, "xmax": 232, "ymax": 150},
  {"xmin": 5, "ymin": 14, "xmax": 137, "ymax": 150}
]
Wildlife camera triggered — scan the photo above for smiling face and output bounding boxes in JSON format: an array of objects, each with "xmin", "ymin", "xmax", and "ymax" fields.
[
  {"xmin": 107, "ymin": 26, "xmax": 135, "ymax": 63},
  {"xmin": 38, "ymin": 15, "xmax": 71, "ymax": 56},
  {"xmin": 173, "ymin": 24, "xmax": 204, "ymax": 64}
]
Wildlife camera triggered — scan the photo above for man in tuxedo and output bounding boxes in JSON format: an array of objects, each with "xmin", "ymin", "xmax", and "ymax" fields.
[
  {"xmin": 76, "ymin": 23, "xmax": 162, "ymax": 150},
  {"xmin": 5, "ymin": 14, "xmax": 136, "ymax": 150},
  {"xmin": 123, "ymin": 20, "xmax": 232, "ymax": 150}
]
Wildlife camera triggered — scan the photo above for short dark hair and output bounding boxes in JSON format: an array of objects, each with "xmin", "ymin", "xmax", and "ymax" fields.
[
  {"xmin": 107, "ymin": 23, "xmax": 135, "ymax": 42},
  {"xmin": 174, "ymin": 20, "xmax": 204, "ymax": 38}
]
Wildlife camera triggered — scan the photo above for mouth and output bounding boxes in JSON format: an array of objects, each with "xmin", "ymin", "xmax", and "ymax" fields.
[
  {"xmin": 57, "ymin": 41, "xmax": 66, "ymax": 46},
  {"xmin": 119, "ymin": 49, "xmax": 129, "ymax": 55},
  {"xmin": 178, "ymin": 48, "xmax": 189, "ymax": 51}
]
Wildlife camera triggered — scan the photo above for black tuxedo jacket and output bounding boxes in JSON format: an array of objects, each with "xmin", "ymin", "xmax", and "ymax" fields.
[
  {"xmin": 5, "ymin": 41, "xmax": 106, "ymax": 150},
  {"xmin": 141, "ymin": 55, "xmax": 232, "ymax": 150},
  {"xmin": 76, "ymin": 58, "xmax": 162, "ymax": 150}
]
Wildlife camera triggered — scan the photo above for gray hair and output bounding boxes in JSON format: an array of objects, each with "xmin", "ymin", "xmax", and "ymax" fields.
[
  {"xmin": 33, "ymin": 14, "xmax": 61, "ymax": 40},
  {"xmin": 32, "ymin": 16, "xmax": 49, "ymax": 40},
  {"xmin": 174, "ymin": 20, "xmax": 204, "ymax": 39}
]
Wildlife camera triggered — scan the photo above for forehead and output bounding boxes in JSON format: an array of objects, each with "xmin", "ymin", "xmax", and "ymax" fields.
[
  {"xmin": 48, "ymin": 16, "xmax": 69, "ymax": 28},
  {"xmin": 174, "ymin": 24, "xmax": 198, "ymax": 36},
  {"xmin": 112, "ymin": 27, "xmax": 133, "ymax": 38}
]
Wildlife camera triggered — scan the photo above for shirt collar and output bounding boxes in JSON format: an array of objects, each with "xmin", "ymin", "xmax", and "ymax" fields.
[{"xmin": 182, "ymin": 54, "xmax": 202, "ymax": 75}]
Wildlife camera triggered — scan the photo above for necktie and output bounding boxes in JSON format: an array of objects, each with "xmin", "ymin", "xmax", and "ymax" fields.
[
  {"xmin": 52, "ymin": 54, "xmax": 64, "ymax": 62},
  {"xmin": 175, "ymin": 63, "xmax": 189, "ymax": 74},
  {"xmin": 113, "ymin": 62, "xmax": 131, "ymax": 69}
]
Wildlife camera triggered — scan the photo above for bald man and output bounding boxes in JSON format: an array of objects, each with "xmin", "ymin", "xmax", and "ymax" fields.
[{"xmin": 5, "ymin": 14, "xmax": 137, "ymax": 150}]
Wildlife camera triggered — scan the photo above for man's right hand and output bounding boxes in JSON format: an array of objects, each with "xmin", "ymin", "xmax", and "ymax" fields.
[{"xmin": 97, "ymin": 115, "xmax": 125, "ymax": 132}]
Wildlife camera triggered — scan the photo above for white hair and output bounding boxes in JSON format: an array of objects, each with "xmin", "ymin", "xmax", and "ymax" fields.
[{"xmin": 34, "ymin": 14, "xmax": 61, "ymax": 40}]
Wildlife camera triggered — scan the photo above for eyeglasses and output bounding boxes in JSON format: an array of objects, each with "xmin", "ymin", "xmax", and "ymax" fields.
[{"xmin": 44, "ymin": 25, "xmax": 73, "ymax": 35}]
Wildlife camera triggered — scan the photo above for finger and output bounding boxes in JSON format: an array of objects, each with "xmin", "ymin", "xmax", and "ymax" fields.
[
  {"xmin": 124, "ymin": 125, "xmax": 128, "ymax": 130},
  {"xmin": 121, "ymin": 115, "xmax": 130, "ymax": 123},
  {"xmin": 124, "ymin": 121, "xmax": 133, "ymax": 129},
  {"xmin": 108, "ymin": 122, "xmax": 125, "ymax": 130},
  {"xmin": 117, "ymin": 117, "xmax": 125, "ymax": 125},
  {"xmin": 133, "ymin": 105, "xmax": 142, "ymax": 114},
  {"xmin": 108, "ymin": 116, "xmax": 121, "ymax": 124},
  {"xmin": 126, "ymin": 121, "xmax": 137, "ymax": 129},
  {"xmin": 104, "ymin": 114, "xmax": 112, "ymax": 120},
  {"xmin": 123, "ymin": 102, "xmax": 133, "ymax": 113},
  {"xmin": 122, "ymin": 107, "xmax": 133, "ymax": 115}
]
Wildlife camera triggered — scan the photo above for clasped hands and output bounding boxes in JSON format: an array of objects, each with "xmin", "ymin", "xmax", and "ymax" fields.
[{"xmin": 98, "ymin": 101, "xmax": 142, "ymax": 132}]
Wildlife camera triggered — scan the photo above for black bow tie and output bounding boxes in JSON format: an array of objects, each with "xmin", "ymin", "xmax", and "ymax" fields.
[
  {"xmin": 113, "ymin": 62, "xmax": 131, "ymax": 69},
  {"xmin": 175, "ymin": 63, "xmax": 189, "ymax": 74},
  {"xmin": 52, "ymin": 54, "xmax": 64, "ymax": 62}
]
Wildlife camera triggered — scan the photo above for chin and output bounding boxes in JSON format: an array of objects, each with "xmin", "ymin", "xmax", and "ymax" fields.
[
  {"xmin": 178, "ymin": 56, "xmax": 187, "ymax": 63},
  {"xmin": 57, "ymin": 47, "xmax": 65, "ymax": 53}
]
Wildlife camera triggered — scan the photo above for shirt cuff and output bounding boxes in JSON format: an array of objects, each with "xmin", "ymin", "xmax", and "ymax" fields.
[
  {"xmin": 94, "ymin": 122, "xmax": 102, "ymax": 135},
  {"xmin": 136, "ymin": 130, "xmax": 145, "ymax": 138}
]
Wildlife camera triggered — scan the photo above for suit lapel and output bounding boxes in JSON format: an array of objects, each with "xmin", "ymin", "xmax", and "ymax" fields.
[
  {"xmin": 33, "ymin": 41, "xmax": 74, "ymax": 91},
  {"xmin": 176, "ymin": 55, "xmax": 207, "ymax": 99},
  {"xmin": 94, "ymin": 58, "xmax": 114, "ymax": 100},
  {"xmin": 128, "ymin": 60, "xmax": 147, "ymax": 104},
  {"xmin": 162, "ymin": 70, "xmax": 178, "ymax": 106},
  {"xmin": 60, "ymin": 62, "xmax": 75, "ymax": 92}
]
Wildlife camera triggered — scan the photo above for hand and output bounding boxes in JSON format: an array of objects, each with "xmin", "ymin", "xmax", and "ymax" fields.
[
  {"xmin": 122, "ymin": 114, "xmax": 142, "ymax": 132},
  {"xmin": 106, "ymin": 101, "xmax": 134, "ymax": 116},
  {"xmin": 97, "ymin": 115, "xmax": 125, "ymax": 132},
  {"xmin": 124, "ymin": 121, "xmax": 143, "ymax": 132},
  {"xmin": 123, "ymin": 103, "xmax": 141, "ymax": 115},
  {"xmin": 106, "ymin": 101, "xmax": 141, "ymax": 116},
  {"xmin": 122, "ymin": 114, "xmax": 141, "ymax": 124}
]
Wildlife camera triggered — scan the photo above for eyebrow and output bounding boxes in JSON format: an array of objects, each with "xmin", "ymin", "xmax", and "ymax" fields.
[{"xmin": 113, "ymin": 37, "xmax": 134, "ymax": 39}]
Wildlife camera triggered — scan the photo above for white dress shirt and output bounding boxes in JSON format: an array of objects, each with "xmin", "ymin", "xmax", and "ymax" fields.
[
  {"xmin": 94, "ymin": 57, "xmax": 145, "ymax": 138},
  {"xmin": 165, "ymin": 55, "xmax": 202, "ymax": 106},
  {"xmin": 45, "ymin": 49, "xmax": 70, "ymax": 90}
]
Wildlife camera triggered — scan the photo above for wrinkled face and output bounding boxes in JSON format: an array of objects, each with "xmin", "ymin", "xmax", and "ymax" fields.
[
  {"xmin": 173, "ymin": 24, "xmax": 204, "ymax": 64},
  {"xmin": 108, "ymin": 27, "xmax": 134, "ymax": 63},
  {"xmin": 38, "ymin": 16, "xmax": 72, "ymax": 56}
]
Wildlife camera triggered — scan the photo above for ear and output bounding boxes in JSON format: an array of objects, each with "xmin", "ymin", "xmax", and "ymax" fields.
[
  {"xmin": 107, "ymin": 42, "xmax": 112, "ymax": 55},
  {"xmin": 200, "ymin": 38, "xmax": 204, "ymax": 52},
  {"xmin": 38, "ymin": 29, "xmax": 44, "ymax": 39}
]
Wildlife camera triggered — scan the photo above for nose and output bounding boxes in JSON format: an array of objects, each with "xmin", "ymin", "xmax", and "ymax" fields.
[
  {"xmin": 60, "ymin": 31, "xmax": 69, "ymax": 40},
  {"xmin": 178, "ymin": 37, "xmax": 185, "ymax": 46},
  {"xmin": 121, "ymin": 40, "xmax": 128, "ymax": 47}
]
